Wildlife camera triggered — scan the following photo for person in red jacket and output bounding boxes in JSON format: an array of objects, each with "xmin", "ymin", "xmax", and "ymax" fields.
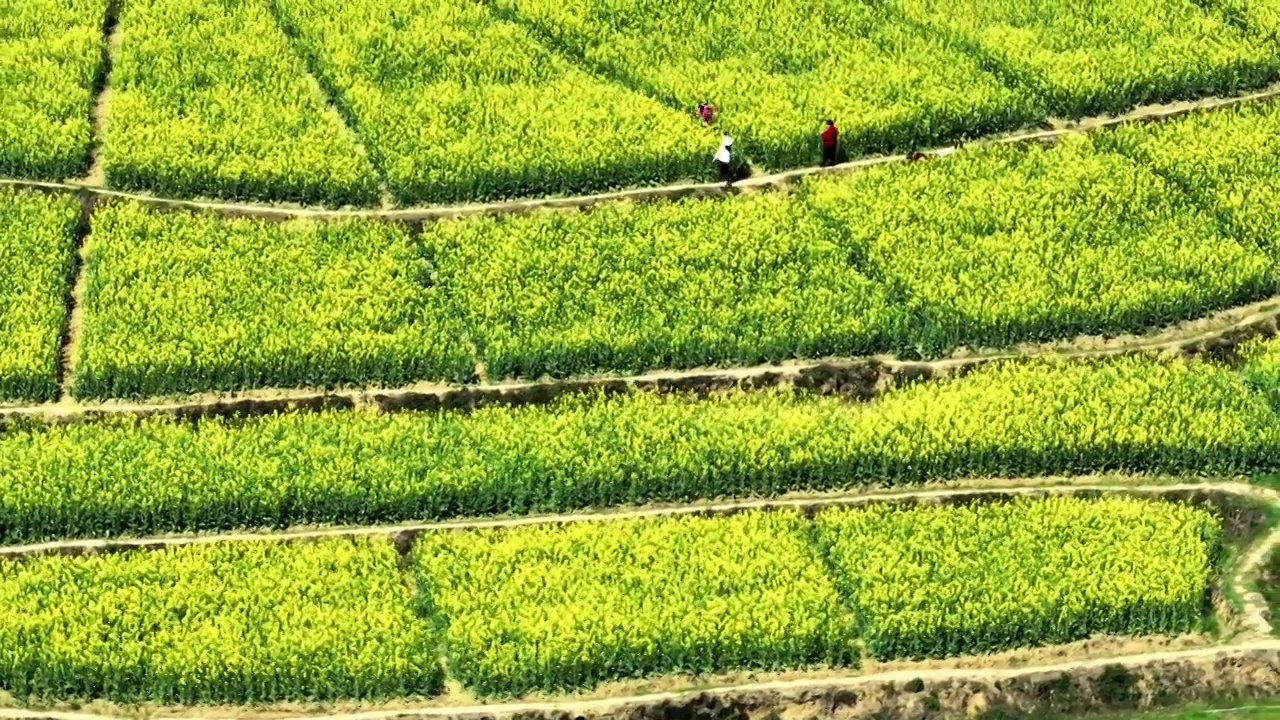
[
  {"xmin": 696, "ymin": 102, "xmax": 717, "ymax": 125},
  {"xmin": 820, "ymin": 119, "xmax": 839, "ymax": 167}
]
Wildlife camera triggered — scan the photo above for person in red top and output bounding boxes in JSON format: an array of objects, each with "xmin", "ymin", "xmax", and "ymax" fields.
[{"xmin": 820, "ymin": 119, "xmax": 839, "ymax": 167}]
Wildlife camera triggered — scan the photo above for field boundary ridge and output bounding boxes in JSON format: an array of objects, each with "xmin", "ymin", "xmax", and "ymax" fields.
[{"xmin": 0, "ymin": 478, "xmax": 1269, "ymax": 563}]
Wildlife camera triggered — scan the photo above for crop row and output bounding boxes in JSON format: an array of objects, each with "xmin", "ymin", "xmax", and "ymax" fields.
[
  {"xmin": 0, "ymin": 497, "xmax": 1219, "ymax": 702},
  {"xmin": 4, "ymin": 339, "xmax": 1280, "ymax": 544},
  {"xmin": 5, "ymin": 0, "xmax": 1280, "ymax": 204},
  {"xmin": 65, "ymin": 100, "xmax": 1280, "ymax": 400},
  {"xmin": 0, "ymin": 0, "xmax": 107, "ymax": 180}
]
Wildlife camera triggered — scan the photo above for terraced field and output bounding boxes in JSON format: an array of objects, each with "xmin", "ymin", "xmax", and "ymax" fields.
[
  {"xmin": 0, "ymin": 99, "xmax": 1273, "ymax": 404},
  {"xmin": 3, "ymin": 0, "xmax": 1280, "ymax": 718},
  {"xmin": 3, "ymin": 0, "xmax": 1279, "ymax": 205}
]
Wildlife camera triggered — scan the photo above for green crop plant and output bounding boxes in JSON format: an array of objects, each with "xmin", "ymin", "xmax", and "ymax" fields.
[
  {"xmin": 1104, "ymin": 101, "xmax": 1280, "ymax": 255},
  {"xmin": 431, "ymin": 191, "xmax": 890, "ymax": 379},
  {"xmin": 0, "ymin": 0, "xmax": 107, "ymax": 180},
  {"xmin": 1210, "ymin": 0, "xmax": 1280, "ymax": 43},
  {"xmin": 0, "ymin": 188, "xmax": 79, "ymax": 402},
  {"xmin": 815, "ymin": 496, "xmax": 1220, "ymax": 659},
  {"xmin": 0, "ymin": 498, "xmax": 1223, "ymax": 702},
  {"xmin": 433, "ymin": 134, "xmax": 1268, "ymax": 379},
  {"xmin": 1241, "ymin": 337, "xmax": 1280, "ymax": 410},
  {"xmin": 103, "ymin": 0, "xmax": 379, "ymax": 206},
  {"xmin": 71, "ymin": 104, "xmax": 1280, "ymax": 398},
  {"xmin": 413, "ymin": 511, "xmax": 856, "ymax": 696},
  {"xmin": 0, "ymin": 537, "xmax": 441, "ymax": 702},
  {"xmin": 800, "ymin": 134, "xmax": 1273, "ymax": 357}
]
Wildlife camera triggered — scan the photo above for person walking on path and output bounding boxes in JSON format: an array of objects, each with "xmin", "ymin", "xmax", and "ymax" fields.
[
  {"xmin": 714, "ymin": 135, "xmax": 734, "ymax": 185},
  {"xmin": 820, "ymin": 119, "xmax": 839, "ymax": 167}
]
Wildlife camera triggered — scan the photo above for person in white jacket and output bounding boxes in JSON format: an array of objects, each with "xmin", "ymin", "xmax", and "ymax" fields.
[{"xmin": 714, "ymin": 136, "xmax": 734, "ymax": 186}]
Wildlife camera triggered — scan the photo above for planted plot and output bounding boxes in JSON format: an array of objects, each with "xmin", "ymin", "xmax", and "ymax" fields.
[
  {"xmin": 73, "ymin": 202, "xmax": 473, "ymax": 399},
  {"xmin": 0, "ymin": 537, "xmax": 440, "ymax": 702},
  {"xmin": 488, "ymin": 0, "xmax": 1038, "ymax": 168},
  {"xmin": 801, "ymin": 135, "xmax": 1271, "ymax": 356},
  {"xmin": 0, "ymin": 0, "xmax": 107, "ymax": 179},
  {"xmin": 434, "ymin": 193, "xmax": 890, "ymax": 379},
  {"xmin": 0, "ymin": 189, "xmax": 79, "ymax": 402},
  {"xmin": 1104, "ymin": 101, "xmax": 1280, "ymax": 254},
  {"xmin": 270, "ymin": 0, "xmax": 713, "ymax": 204},
  {"xmin": 816, "ymin": 496, "xmax": 1220, "ymax": 660},
  {"xmin": 70, "ymin": 106, "xmax": 1280, "ymax": 397},
  {"xmin": 888, "ymin": 0, "xmax": 1278, "ymax": 117},
  {"xmin": 103, "ymin": 0, "xmax": 378, "ymax": 206},
  {"xmin": 1243, "ymin": 337, "xmax": 1280, "ymax": 409},
  {"xmin": 4, "ymin": 354, "xmax": 1280, "ymax": 543},
  {"xmin": 414, "ymin": 511, "xmax": 856, "ymax": 696},
  {"xmin": 437, "ymin": 135, "xmax": 1268, "ymax": 379}
]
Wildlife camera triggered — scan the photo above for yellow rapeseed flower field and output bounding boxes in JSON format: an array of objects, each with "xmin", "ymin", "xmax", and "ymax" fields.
[
  {"xmin": 0, "ymin": 537, "xmax": 440, "ymax": 702},
  {"xmin": 815, "ymin": 496, "xmax": 1220, "ymax": 660},
  {"xmin": 413, "ymin": 511, "xmax": 858, "ymax": 695},
  {"xmin": 103, "ymin": 0, "xmax": 379, "ymax": 205},
  {"xmin": 1, "ymin": 353, "xmax": 1278, "ymax": 544}
]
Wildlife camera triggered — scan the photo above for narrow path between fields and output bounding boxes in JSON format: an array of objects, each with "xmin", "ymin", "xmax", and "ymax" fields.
[
  {"xmin": 3, "ymin": 83, "xmax": 1279, "ymax": 224},
  {"xmin": 11, "ymin": 642, "xmax": 1279, "ymax": 720},
  {"xmin": 79, "ymin": 0, "xmax": 121, "ymax": 187}
]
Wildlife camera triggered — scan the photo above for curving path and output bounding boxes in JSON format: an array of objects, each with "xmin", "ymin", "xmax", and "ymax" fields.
[
  {"xmin": 0, "ymin": 85, "xmax": 1276, "ymax": 224},
  {"xmin": 0, "ymin": 478, "xmax": 1274, "ymax": 720}
]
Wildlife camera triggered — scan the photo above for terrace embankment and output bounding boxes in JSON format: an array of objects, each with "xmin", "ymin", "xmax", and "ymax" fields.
[{"xmin": 2, "ymin": 285, "xmax": 1276, "ymax": 425}]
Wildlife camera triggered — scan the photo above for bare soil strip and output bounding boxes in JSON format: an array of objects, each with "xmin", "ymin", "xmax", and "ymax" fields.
[
  {"xmin": 2, "ymin": 286, "xmax": 1276, "ymax": 423},
  {"xmin": 1, "ymin": 83, "xmax": 1278, "ymax": 223},
  {"xmin": 56, "ymin": 194, "xmax": 99, "ymax": 397},
  {"xmin": 78, "ymin": 0, "xmax": 122, "ymax": 187}
]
